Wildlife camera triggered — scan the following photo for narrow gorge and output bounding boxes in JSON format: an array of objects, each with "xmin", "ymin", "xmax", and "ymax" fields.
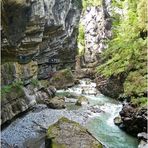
[{"xmin": 1, "ymin": 0, "xmax": 147, "ymax": 148}]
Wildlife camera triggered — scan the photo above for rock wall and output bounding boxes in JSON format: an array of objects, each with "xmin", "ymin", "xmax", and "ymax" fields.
[
  {"xmin": 1, "ymin": 0, "xmax": 82, "ymax": 125},
  {"xmin": 2, "ymin": 0, "xmax": 82, "ymax": 78},
  {"xmin": 82, "ymin": 0, "xmax": 111, "ymax": 64},
  {"xmin": 1, "ymin": 61, "xmax": 38, "ymax": 86},
  {"xmin": 1, "ymin": 82, "xmax": 56, "ymax": 125}
]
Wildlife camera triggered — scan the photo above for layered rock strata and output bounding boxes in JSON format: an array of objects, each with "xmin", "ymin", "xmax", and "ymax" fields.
[
  {"xmin": 1, "ymin": 0, "xmax": 82, "ymax": 125},
  {"xmin": 2, "ymin": 0, "xmax": 82, "ymax": 79}
]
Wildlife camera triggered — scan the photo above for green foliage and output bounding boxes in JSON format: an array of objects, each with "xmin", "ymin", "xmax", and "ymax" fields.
[
  {"xmin": 1, "ymin": 80, "xmax": 23, "ymax": 95},
  {"xmin": 82, "ymin": 0, "xmax": 102, "ymax": 10},
  {"xmin": 137, "ymin": 0, "xmax": 148, "ymax": 31},
  {"xmin": 77, "ymin": 0, "xmax": 103, "ymax": 56},
  {"xmin": 124, "ymin": 71, "xmax": 147, "ymax": 96},
  {"xmin": 30, "ymin": 78, "xmax": 39, "ymax": 87},
  {"xmin": 97, "ymin": 0, "xmax": 147, "ymax": 102},
  {"xmin": 77, "ymin": 22, "xmax": 85, "ymax": 56},
  {"xmin": 131, "ymin": 97, "xmax": 148, "ymax": 107}
]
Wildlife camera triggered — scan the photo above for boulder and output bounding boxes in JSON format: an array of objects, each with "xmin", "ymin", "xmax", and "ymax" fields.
[
  {"xmin": 114, "ymin": 116, "xmax": 122, "ymax": 126},
  {"xmin": 88, "ymin": 106, "xmax": 103, "ymax": 114},
  {"xmin": 75, "ymin": 68, "xmax": 96, "ymax": 79},
  {"xmin": 49, "ymin": 69, "xmax": 75, "ymax": 89},
  {"xmin": 45, "ymin": 117, "xmax": 103, "ymax": 148},
  {"xmin": 46, "ymin": 96, "xmax": 66, "ymax": 109},
  {"xmin": 75, "ymin": 96, "xmax": 89, "ymax": 106},
  {"xmin": 95, "ymin": 74, "xmax": 126, "ymax": 99},
  {"xmin": 118, "ymin": 104, "xmax": 147, "ymax": 136},
  {"xmin": 138, "ymin": 140, "xmax": 148, "ymax": 148}
]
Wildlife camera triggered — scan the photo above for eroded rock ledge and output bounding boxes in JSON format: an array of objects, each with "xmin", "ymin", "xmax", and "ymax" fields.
[{"xmin": 2, "ymin": 0, "xmax": 82, "ymax": 78}]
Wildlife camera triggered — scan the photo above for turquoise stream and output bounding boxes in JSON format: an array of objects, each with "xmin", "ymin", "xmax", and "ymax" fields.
[{"xmin": 61, "ymin": 79, "xmax": 138, "ymax": 148}]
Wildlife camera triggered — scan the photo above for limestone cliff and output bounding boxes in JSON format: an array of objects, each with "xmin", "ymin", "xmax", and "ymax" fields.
[
  {"xmin": 1, "ymin": 0, "xmax": 82, "ymax": 125},
  {"xmin": 81, "ymin": 0, "xmax": 111, "ymax": 64},
  {"xmin": 2, "ymin": 0, "xmax": 82, "ymax": 78}
]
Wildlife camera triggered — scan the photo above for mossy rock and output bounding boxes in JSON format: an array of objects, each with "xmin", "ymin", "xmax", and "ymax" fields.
[
  {"xmin": 45, "ymin": 96, "xmax": 65, "ymax": 109},
  {"xmin": 75, "ymin": 95, "xmax": 89, "ymax": 106},
  {"xmin": 45, "ymin": 117, "xmax": 102, "ymax": 148},
  {"xmin": 50, "ymin": 69, "xmax": 75, "ymax": 89},
  {"xmin": 55, "ymin": 92, "xmax": 78, "ymax": 99}
]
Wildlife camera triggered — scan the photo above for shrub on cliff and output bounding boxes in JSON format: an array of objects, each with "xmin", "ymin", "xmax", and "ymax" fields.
[{"xmin": 97, "ymin": 0, "xmax": 147, "ymax": 105}]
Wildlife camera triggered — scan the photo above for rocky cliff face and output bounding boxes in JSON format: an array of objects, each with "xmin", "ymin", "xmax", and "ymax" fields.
[
  {"xmin": 1, "ymin": 0, "xmax": 82, "ymax": 125},
  {"xmin": 2, "ymin": 0, "xmax": 82, "ymax": 78},
  {"xmin": 82, "ymin": 0, "xmax": 111, "ymax": 64}
]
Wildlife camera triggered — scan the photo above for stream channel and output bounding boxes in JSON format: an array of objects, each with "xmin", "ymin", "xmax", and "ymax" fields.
[{"xmin": 1, "ymin": 79, "xmax": 138, "ymax": 148}]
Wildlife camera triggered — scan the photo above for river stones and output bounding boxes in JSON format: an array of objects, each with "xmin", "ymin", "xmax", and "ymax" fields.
[
  {"xmin": 45, "ymin": 117, "xmax": 103, "ymax": 148},
  {"xmin": 88, "ymin": 106, "xmax": 103, "ymax": 114},
  {"xmin": 114, "ymin": 116, "xmax": 122, "ymax": 126},
  {"xmin": 46, "ymin": 96, "xmax": 66, "ymax": 109}
]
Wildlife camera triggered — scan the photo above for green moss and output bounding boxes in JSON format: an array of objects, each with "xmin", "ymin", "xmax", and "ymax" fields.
[
  {"xmin": 82, "ymin": 0, "xmax": 102, "ymax": 10},
  {"xmin": 131, "ymin": 97, "xmax": 147, "ymax": 107},
  {"xmin": 46, "ymin": 117, "xmax": 102, "ymax": 148},
  {"xmin": 40, "ymin": 80, "xmax": 49, "ymax": 87},
  {"xmin": 30, "ymin": 78, "xmax": 39, "ymax": 87},
  {"xmin": 124, "ymin": 71, "xmax": 147, "ymax": 96},
  {"xmin": 47, "ymin": 117, "xmax": 86, "ymax": 138},
  {"xmin": 1, "ymin": 80, "xmax": 23, "ymax": 96},
  {"xmin": 51, "ymin": 69, "xmax": 73, "ymax": 82},
  {"xmin": 77, "ymin": 23, "xmax": 85, "ymax": 56},
  {"xmin": 52, "ymin": 142, "xmax": 66, "ymax": 148}
]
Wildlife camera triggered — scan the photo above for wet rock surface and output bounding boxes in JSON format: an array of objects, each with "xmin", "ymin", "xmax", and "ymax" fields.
[
  {"xmin": 49, "ymin": 69, "xmax": 75, "ymax": 89},
  {"xmin": 1, "ymin": 82, "xmax": 56, "ymax": 125},
  {"xmin": 95, "ymin": 75, "xmax": 125, "ymax": 98},
  {"xmin": 45, "ymin": 117, "xmax": 103, "ymax": 148},
  {"xmin": 75, "ymin": 95, "xmax": 89, "ymax": 106},
  {"xmin": 45, "ymin": 96, "xmax": 66, "ymax": 109},
  {"xmin": 114, "ymin": 116, "xmax": 122, "ymax": 126},
  {"xmin": 118, "ymin": 104, "xmax": 147, "ymax": 137}
]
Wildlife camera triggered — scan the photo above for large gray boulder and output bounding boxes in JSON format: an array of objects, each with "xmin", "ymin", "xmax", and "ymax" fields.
[{"xmin": 45, "ymin": 117, "xmax": 103, "ymax": 148}]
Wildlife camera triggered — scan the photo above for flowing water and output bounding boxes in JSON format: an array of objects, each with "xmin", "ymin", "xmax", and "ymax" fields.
[{"xmin": 1, "ymin": 79, "xmax": 138, "ymax": 148}]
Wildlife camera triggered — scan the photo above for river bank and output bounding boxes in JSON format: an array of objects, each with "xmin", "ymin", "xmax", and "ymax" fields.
[{"xmin": 1, "ymin": 79, "xmax": 138, "ymax": 148}]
